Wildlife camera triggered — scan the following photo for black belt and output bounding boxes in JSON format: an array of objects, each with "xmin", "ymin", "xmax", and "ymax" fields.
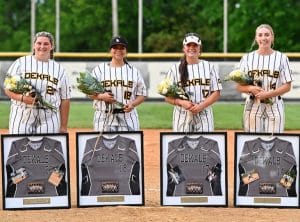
[{"xmin": 249, "ymin": 95, "xmax": 281, "ymax": 103}]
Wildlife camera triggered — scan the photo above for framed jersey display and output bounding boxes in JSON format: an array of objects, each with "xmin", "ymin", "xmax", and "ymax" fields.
[
  {"xmin": 76, "ymin": 131, "xmax": 145, "ymax": 207},
  {"xmin": 160, "ymin": 132, "xmax": 228, "ymax": 206},
  {"xmin": 1, "ymin": 133, "xmax": 71, "ymax": 210},
  {"xmin": 234, "ymin": 133, "xmax": 300, "ymax": 208}
]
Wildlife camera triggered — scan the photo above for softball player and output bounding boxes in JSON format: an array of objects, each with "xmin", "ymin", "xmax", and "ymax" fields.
[
  {"xmin": 165, "ymin": 33, "xmax": 222, "ymax": 132},
  {"xmin": 236, "ymin": 24, "xmax": 293, "ymax": 133},
  {"xmin": 4, "ymin": 31, "xmax": 71, "ymax": 134},
  {"xmin": 89, "ymin": 36, "xmax": 147, "ymax": 132}
]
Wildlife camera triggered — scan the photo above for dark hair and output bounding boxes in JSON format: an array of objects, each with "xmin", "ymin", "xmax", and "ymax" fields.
[
  {"xmin": 179, "ymin": 55, "xmax": 188, "ymax": 86},
  {"xmin": 33, "ymin": 31, "xmax": 55, "ymax": 59}
]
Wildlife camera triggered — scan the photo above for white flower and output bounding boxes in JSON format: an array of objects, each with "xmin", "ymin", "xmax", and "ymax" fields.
[{"xmin": 162, "ymin": 87, "xmax": 168, "ymax": 95}]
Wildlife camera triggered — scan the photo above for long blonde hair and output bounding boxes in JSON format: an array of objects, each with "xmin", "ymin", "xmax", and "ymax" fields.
[{"xmin": 250, "ymin": 24, "xmax": 275, "ymax": 51}]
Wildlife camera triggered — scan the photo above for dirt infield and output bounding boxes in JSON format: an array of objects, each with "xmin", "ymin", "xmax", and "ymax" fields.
[{"xmin": 1, "ymin": 129, "xmax": 300, "ymax": 222}]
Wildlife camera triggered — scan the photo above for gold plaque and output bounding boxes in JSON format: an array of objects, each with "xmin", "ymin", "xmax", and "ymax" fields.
[
  {"xmin": 97, "ymin": 195, "xmax": 125, "ymax": 202},
  {"xmin": 181, "ymin": 196, "xmax": 208, "ymax": 203},
  {"xmin": 254, "ymin": 197, "xmax": 281, "ymax": 204},
  {"xmin": 23, "ymin": 198, "xmax": 51, "ymax": 205}
]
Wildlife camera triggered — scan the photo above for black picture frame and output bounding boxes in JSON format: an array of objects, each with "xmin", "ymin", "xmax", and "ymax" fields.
[
  {"xmin": 1, "ymin": 133, "xmax": 71, "ymax": 210},
  {"xmin": 234, "ymin": 132, "xmax": 300, "ymax": 208},
  {"xmin": 76, "ymin": 131, "xmax": 145, "ymax": 207},
  {"xmin": 160, "ymin": 132, "xmax": 228, "ymax": 207}
]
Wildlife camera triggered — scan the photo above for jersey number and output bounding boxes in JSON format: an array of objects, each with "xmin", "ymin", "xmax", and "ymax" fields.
[
  {"xmin": 124, "ymin": 91, "xmax": 132, "ymax": 100},
  {"xmin": 202, "ymin": 90, "xmax": 209, "ymax": 98},
  {"xmin": 47, "ymin": 86, "xmax": 55, "ymax": 95}
]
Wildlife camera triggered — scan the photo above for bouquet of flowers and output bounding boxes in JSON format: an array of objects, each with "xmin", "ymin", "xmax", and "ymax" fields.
[
  {"xmin": 224, "ymin": 69, "xmax": 254, "ymax": 85},
  {"xmin": 77, "ymin": 72, "xmax": 124, "ymax": 112},
  {"xmin": 77, "ymin": 72, "xmax": 105, "ymax": 95},
  {"xmin": 157, "ymin": 76, "xmax": 190, "ymax": 100},
  {"xmin": 4, "ymin": 75, "xmax": 57, "ymax": 111},
  {"xmin": 224, "ymin": 70, "xmax": 272, "ymax": 105}
]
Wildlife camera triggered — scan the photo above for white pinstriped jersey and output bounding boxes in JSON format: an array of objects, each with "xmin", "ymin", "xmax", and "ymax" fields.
[
  {"xmin": 6, "ymin": 55, "xmax": 71, "ymax": 134},
  {"xmin": 238, "ymin": 137, "xmax": 297, "ymax": 197},
  {"xmin": 239, "ymin": 51, "xmax": 293, "ymax": 97},
  {"xmin": 167, "ymin": 60, "xmax": 222, "ymax": 132},
  {"xmin": 91, "ymin": 62, "xmax": 147, "ymax": 131},
  {"xmin": 238, "ymin": 51, "xmax": 293, "ymax": 133}
]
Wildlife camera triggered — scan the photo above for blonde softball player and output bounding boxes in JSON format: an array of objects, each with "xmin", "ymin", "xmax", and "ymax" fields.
[
  {"xmin": 236, "ymin": 24, "xmax": 293, "ymax": 133},
  {"xmin": 4, "ymin": 31, "xmax": 71, "ymax": 134},
  {"xmin": 165, "ymin": 33, "xmax": 222, "ymax": 132},
  {"xmin": 89, "ymin": 36, "xmax": 147, "ymax": 131}
]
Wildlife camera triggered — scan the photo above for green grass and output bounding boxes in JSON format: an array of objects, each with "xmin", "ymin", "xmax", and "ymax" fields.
[{"xmin": 1, "ymin": 101, "xmax": 300, "ymax": 130}]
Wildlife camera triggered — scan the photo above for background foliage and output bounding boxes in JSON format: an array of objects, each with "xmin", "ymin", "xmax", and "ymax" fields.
[{"xmin": 0, "ymin": 0, "xmax": 299, "ymax": 52}]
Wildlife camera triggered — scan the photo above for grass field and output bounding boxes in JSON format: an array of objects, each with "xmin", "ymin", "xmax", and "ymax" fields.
[{"xmin": 0, "ymin": 100, "xmax": 299, "ymax": 129}]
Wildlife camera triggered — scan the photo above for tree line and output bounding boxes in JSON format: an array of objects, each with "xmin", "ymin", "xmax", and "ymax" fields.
[{"xmin": 0, "ymin": 0, "xmax": 299, "ymax": 53}]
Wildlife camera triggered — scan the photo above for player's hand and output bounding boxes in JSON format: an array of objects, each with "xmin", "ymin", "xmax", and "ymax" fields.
[
  {"xmin": 22, "ymin": 94, "xmax": 37, "ymax": 105},
  {"xmin": 188, "ymin": 103, "xmax": 204, "ymax": 114},
  {"xmin": 255, "ymin": 90, "xmax": 270, "ymax": 100},
  {"xmin": 250, "ymin": 85, "xmax": 263, "ymax": 97},
  {"xmin": 59, "ymin": 127, "xmax": 68, "ymax": 133},
  {"xmin": 123, "ymin": 103, "xmax": 135, "ymax": 113},
  {"xmin": 178, "ymin": 99, "xmax": 194, "ymax": 110},
  {"xmin": 96, "ymin": 92, "xmax": 116, "ymax": 103}
]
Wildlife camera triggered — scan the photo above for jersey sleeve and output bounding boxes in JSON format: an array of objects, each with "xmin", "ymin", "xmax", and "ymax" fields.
[
  {"xmin": 238, "ymin": 54, "xmax": 250, "ymax": 73},
  {"xmin": 6, "ymin": 58, "xmax": 22, "ymax": 77},
  {"xmin": 166, "ymin": 63, "xmax": 180, "ymax": 84},
  {"xmin": 58, "ymin": 67, "xmax": 71, "ymax": 99},
  {"xmin": 209, "ymin": 63, "xmax": 222, "ymax": 91},
  {"xmin": 206, "ymin": 140, "xmax": 222, "ymax": 195},
  {"xmin": 238, "ymin": 140, "xmax": 251, "ymax": 196},
  {"xmin": 279, "ymin": 53, "xmax": 293, "ymax": 84},
  {"xmin": 125, "ymin": 138, "xmax": 141, "ymax": 195},
  {"xmin": 166, "ymin": 138, "xmax": 184, "ymax": 196},
  {"xmin": 80, "ymin": 138, "xmax": 96, "ymax": 196},
  {"xmin": 135, "ymin": 68, "xmax": 147, "ymax": 97},
  {"xmin": 46, "ymin": 138, "xmax": 67, "ymax": 195},
  {"xmin": 281, "ymin": 141, "xmax": 297, "ymax": 197},
  {"xmin": 5, "ymin": 140, "xmax": 21, "ymax": 197}
]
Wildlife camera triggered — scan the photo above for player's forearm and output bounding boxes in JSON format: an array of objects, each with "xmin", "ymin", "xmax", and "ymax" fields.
[
  {"xmin": 268, "ymin": 82, "xmax": 291, "ymax": 98},
  {"xmin": 131, "ymin": 95, "xmax": 146, "ymax": 107},
  {"xmin": 165, "ymin": 96, "xmax": 178, "ymax": 105},
  {"xmin": 236, "ymin": 84, "xmax": 252, "ymax": 93},
  {"xmin": 59, "ymin": 99, "xmax": 70, "ymax": 132},
  {"xmin": 4, "ymin": 89, "xmax": 22, "ymax": 101}
]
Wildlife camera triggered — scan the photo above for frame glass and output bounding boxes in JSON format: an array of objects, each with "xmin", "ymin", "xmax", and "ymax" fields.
[
  {"xmin": 1, "ymin": 133, "xmax": 71, "ymax": 210},
  {"xmin": 76, "ymin": 131, "xmax": 145, "ymax": 207},
  {"xmin": 234, "ymin": 132, "xmax": 300, "ymax": 208},
  {"xmin": 160, "ymin": 132, "xmax": 228, "ymax": 206}
]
